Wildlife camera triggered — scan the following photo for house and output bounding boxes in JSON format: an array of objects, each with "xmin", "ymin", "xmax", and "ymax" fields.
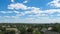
[
  {"xmin": 6, "ymin": 28, "xmax": 20, "ymax": 34},
  {"xmin": 41, "ymin": 27, "xmax": 60, "ymax": 34},
  {"xmin": 44, "ymin": 31, "xmax": 60, "ymax": 34},
  {"xmin": 48, "ymin": 27, "xmax": 52, "ymax": 30},
  {"xmin": 41, "ymin": 28, "xmax": 48, "ymax": 32}
]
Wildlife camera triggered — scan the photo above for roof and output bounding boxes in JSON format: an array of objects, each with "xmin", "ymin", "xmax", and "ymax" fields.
[
  {"xmin": 6, "ymin": 28, "xmax": 18, "ymax": 31},
  {"xmin": 41, "ymin": 28, "xmax": 60, "ymax": 34},
  {"xmin": 44, "ymin": 31, "xmax": 60, "ymax": 34},
  {"xmin": 41, "ymin": 28, "xmax": 48, "ymax": 32}
]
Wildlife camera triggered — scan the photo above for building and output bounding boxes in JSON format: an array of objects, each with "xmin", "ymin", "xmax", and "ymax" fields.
[
  {"xmin": 6, "ymin": 28, "xmax": 20, "ymax": 34},
  {"xmin": 44, "ymin": 31, "xmax": 60, "ymax": 34},
  {"xmin": 41, "ymin": 27, "xmax": 60, "ymax": 34}
]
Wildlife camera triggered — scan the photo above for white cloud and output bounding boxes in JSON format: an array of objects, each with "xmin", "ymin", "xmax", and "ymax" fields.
[
  {"xmin": 11, "ymin": 0, "xmax": 14, "ymax": 2},
  {"xmin": 0, "ymin": 11, "xmax": 13, "ymax": 14},
  {"xmin": 57, "ymin": 14, "xmax": 60, "ymax": 16},
  {"xmin": 1, "ymin": 2, "xmax": 60, "ymax": 23},
  {"xmin": 13, "ymin": 11, "xmax": 20, "ymax": 14},
  {"xmin": 47, "ymin": 0, "xmax": 60, "ymax": 8},
  {"xmin": 0, "ymin": 10, "xmax": 60, "ymax": 23},
  {"xmin": 24, "ymin": 7, "xmax": 42, "ymax": 14},
  {"xmin": 23, "ymin": 0, "xmax": 28, "ymax": 3},
  {"xmin": 43, "ymin": 9, "xmax": 60, "ymax": 14},
  {"xmin": 8, "ymin": 3, "xmax": 27, "ymax": 10},
  {"xmin": 0, "ymin": 11, "xmax": 6, "ymax": 14},
  {"xmin": 0, "ymin": 16, "xmax": 60, "ymax": 23},
  {"xmin": 1, "ymin": 9, "xmax": 60, "ymax": 18},
  {"xmin": 6, "ymin": 7, "xmax": 60, "ymax": 17},
  {"xmin": 30, "ymin": 7, "xmax": 42, "ymax": 14},
  {"xmin": 8, "ymin": 0, "xmax": 60, "ymax": 17},
  {"xmin": 8, "ymin": 3, "xmax": 42, "ymax": 11},
  {"xmin": 4, "ymin": 16, "xmax": 11, "ymax": 18},
  {"xmin": 8, "ymin": 3, "xmax": 46, "ymax": 16}
]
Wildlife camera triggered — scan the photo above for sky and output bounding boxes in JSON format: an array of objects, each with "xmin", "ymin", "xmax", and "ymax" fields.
[{"xmin": 0, "ymin": 0, "xmax": 60, "ymax": 23}]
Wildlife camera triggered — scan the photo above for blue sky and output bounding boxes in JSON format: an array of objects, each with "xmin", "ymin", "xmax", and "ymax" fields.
[{"xmin": 0, "ymin": 0, "xmax": 60, "ymax": 23}]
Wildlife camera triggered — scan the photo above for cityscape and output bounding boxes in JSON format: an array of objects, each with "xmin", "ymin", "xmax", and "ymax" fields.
[{"xmin": 0, "ymin": 23, "xmax": 60, "ymax": 34}]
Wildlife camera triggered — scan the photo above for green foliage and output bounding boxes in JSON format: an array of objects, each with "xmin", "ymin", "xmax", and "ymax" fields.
[
  {"xmin": 27, "ymin": 28, "xmax": 33, "ymax": 32},
  {"xmin": 33, "ymin": 30, "xmax": 41, "ymax": 34},
  {"xmin": 19, "ymin": 28, "xmax": 26, "ymax": 34},
  {"xmin": 0, "ymin": 23, "xmax": 60, "ymax": 34},
  {"xmin": 0, "ymin": 31, "xmax": 3, "ymax": 34},
  {"xmin": 53, "ymin": 24, "xmax": 60, "ymax": 32},
  {"xmin": 4, "ymin": 30, "xmax": 15, "ymax": 34}
]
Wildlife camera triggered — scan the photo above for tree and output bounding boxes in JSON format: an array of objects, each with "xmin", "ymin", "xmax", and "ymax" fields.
[
  {"xmin": 19, "ymin": 28, "xmax": 26, "ymax": 34},
  {"xmin": 33, "ymin": 29, "xmax": 41, "ymax": 34},
  {"xmin": 52, "ymin": 24, "xmax": 60, "ymax": 32},
  {"xmin": 4, "ymin": 30, "xmax": 15, "ymax": 34}
]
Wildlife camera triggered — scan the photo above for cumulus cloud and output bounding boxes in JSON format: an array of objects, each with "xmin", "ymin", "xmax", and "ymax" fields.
[
  {"xmin": 2, "ymin": 3, "xmax": 60, "ymax": 17},
  {"xmin": 0, "ymin": 9, "xmax": 60, "ymax": 23},
  {"xmin": 11, "ymin": 0, "xmax": 14, "ymax": 2},
  {"xmin": 13, "ymin": 11, "xmax": 20, "ymax": 14},
  {"xmin": 1, "ymin": 1, "xmax": 60, "ymax": 23},
  {"xmin": 23, "ymin": 0, "xmax": 28, "ymax": 3},
  {"xmin": 8, "ymin": 3, "xmax": 27, "ymax": 10},
  {"xmin": 47, "ymin": 0, "xmax": 60, "ymax": 8},
  {"xmin": 4, "ymin": 16, "xmax": 11, "ymax": 18},
  {"xmin": 0, "ymin": 11, "xmax": 20, "ymax": 14},
  {"xmin": 44, "ymin": 9, "xmax": 60, "ymax": 14},
  {"xmin": 8, "ymin": 3, "xmax": 41, "ymax": 11},
  {"xmin": 0, "ymin": 11, "xmax": 7, "ymax": 14}
]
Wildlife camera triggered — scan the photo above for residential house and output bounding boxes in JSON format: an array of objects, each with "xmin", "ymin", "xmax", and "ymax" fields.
[{"xmin": 41, "ymin": 27, "xmax": 60, "ymax": 34}]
